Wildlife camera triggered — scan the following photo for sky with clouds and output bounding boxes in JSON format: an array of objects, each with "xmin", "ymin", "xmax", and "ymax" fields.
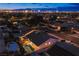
[{"xmin": 0, "ymin": 3, "xmax": 78, "ymax": 9}]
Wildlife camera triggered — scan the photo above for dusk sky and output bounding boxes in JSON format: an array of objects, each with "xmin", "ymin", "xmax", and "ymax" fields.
[{"xmin": 0, "ymin": 3, "xmax": 78, "ymax": 9}]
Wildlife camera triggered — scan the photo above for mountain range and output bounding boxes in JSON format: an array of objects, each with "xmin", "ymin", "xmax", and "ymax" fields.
[{"xmin": 15, "ymin": 6, "xmax": 79, "ymax": 12}]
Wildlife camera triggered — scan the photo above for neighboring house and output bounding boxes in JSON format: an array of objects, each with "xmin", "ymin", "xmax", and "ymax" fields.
[{"xmin": 0, "ymin": 27, "xmax": 6, "ymax": 53}]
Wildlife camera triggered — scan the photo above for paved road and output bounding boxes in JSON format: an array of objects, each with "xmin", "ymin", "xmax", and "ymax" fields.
[{"xmin": 48, "ymin": 32, "xmax": 79, "ymax": 47}]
